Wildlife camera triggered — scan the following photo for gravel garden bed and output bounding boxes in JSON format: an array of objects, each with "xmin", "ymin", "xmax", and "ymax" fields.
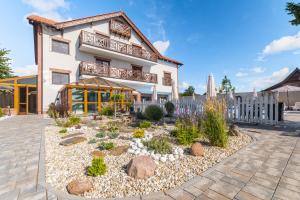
[{"xmin": 45, "ymin": 118, "xmax": 252, "ymax": 199}]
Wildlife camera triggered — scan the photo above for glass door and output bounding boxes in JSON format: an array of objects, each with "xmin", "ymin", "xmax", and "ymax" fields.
[{"xmin": 19, "ymin": 87, "xmax": 27, "ymax": 114}]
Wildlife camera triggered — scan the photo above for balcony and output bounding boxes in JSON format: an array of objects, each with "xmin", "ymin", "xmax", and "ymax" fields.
[
  {"xmin": 79, "ymin": 31, "xmax": 158, "ymax": 63},
  {"xmin": 79, "ymin": 61, "xmax": 158, "ymax": 84},
  {"xmin": 162, "ymin": 77, "xmax": 172, "ymax": 86}
]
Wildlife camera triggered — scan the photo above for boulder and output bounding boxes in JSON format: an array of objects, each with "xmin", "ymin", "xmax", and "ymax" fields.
[
  {"xmin": 127, "ymin": 156, "xmax": 156, "ymax": 179},
  {"xmin": 60, "ymin": 137, "xmax": 87, "ymax": 146},
  {"xmin": 229, "ymin": 124, "xmax": 240, "ymax": 136},
  {"xmin": 91, "ymin": 150, "xmax": 105, "ymax": 158},
  {"xmin": 61, "ymin": 132, "xmax": 84, "ymax": 139},
  {"xmin": 109, "ymin": 145, "xmax": 129, "ymax": 156},
  {"xmin": 191, "ymin": 142, "xmax": 204, "ymax": 157},
  {"xmin": 66, "ymin": 179, "xmax": 93, "ymax": 195}
]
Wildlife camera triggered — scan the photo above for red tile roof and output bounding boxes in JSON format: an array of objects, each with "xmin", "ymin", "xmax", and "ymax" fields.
[{"xmin": 27, "ymin": 12, "xmax": 183, "ymax": 65}]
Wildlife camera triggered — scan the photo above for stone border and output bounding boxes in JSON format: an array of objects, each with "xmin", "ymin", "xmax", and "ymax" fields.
[{"xmin": 39, "ymin": 126, "xmax": 257, "ymax": 200}]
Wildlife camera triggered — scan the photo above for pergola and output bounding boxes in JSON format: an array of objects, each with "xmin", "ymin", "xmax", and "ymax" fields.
[{"xmin": 59, "ymin": 77, "xmax": 134, "ymax": 114}]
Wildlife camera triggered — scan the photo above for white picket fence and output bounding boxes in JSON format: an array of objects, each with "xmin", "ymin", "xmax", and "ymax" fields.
[{"xmin": 134, "ymin": 91, "xmax": 282, "ymax": 125}]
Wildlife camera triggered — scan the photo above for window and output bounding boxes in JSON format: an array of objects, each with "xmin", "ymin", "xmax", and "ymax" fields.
[
  {"xmin": 52, "ymin": 39, "xmax": 69, "ymax": 54},
  {"xmin": 52, "ymin": 72, "xmax": 69, "ymax": 85},
  {"xmin": 95, "ymin": 57, "xmax": 110, "ymax": 66}
]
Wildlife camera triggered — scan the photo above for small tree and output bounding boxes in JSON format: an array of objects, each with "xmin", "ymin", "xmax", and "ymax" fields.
[
  {"xmin": 219, "ymin": 76, "xmax": 235, "ymax": 94},
  {"xmin": 110, "ymin": 94, "xmax": 124, "ymax": 118},
  {"xmin": 286, "ymin": 2, "xmax": 300, "ymax": 25},
  {"xmin": 0, "ymin": 48, "xmax": 13, "ymax": 79},
  {"xmin": 181, "ymin": 86, "xmax": 195, "ymax": 96}
]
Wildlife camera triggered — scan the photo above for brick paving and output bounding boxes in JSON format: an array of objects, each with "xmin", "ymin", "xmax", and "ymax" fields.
[{"xmin": 0, "ymin": 115, "xmax": 299, "ymax": 200}]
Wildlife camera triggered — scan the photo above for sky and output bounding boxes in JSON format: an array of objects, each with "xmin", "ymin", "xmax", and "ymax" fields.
[{"xmin": 0, "ymin": 0, "xmax": 300, "ymax": 94}]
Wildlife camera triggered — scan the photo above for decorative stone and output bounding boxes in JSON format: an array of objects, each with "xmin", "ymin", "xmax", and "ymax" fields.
[
  {"xmin": 229, "ymin": 124, "xmax": 240, "ymax": 136},
  {"xmin": 127, "ymin": 156, "xmax": 156, "ymax": 179},
  {"xmin": 75, "ymin": 125, "xmax": 81, "ymax": 129},
  {"xmin": 91, "ymin": 150, "xmax": 105, "ymax": 158},
  {"xmin": 191, "ymin": 142, "xmax": 204, "ymax": 157},
  {"xmin": 59, "ymin": 137, "xmax": 87, "ymax": 146},
  {"xmin": 66, "ymin": 179, "xmax": 93, "ymax": 195},
  {"xmin": 109, "ymin": 145, "xmax": 129, "ymax": 156},
  {"xmin": 61, "ymin": 132, "xmax": 84, "ymax": 139}
]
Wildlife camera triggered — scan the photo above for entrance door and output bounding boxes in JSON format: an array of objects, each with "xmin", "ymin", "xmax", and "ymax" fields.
[
  {"xmin": 19, "ymin": 87, "xmax": 27, "ymax": 114},
  {"xmin": 28, "ymin": 87, "xmax": 37, "ymax": 114}
]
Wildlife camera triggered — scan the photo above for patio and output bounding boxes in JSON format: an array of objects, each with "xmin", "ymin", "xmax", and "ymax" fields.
[{"xmin": 0, "ymin": 114, "xmax": 299, "ymax": 200}]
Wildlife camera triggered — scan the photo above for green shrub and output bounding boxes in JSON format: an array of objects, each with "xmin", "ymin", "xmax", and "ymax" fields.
[
  {"xmin": 96, "ymin": 131, "xmax": 106, "ymax": 138},
  {"xmin": 0, "ymin": 108, "xmax": 3, "ymax": 117},
  {"xmin": 99, "ymin": 142, "xmax": 114, "ymax": 150},
  {"xmin": 139, "ymin": 120, "xmax": 152, "ymax": 129},
  {"xmin": 143, "ymin": 137, "xmax": 172, "ymax": 154},
  {"xmin": 88, "ymin": 138, "xmax": 97, "ymax": 144},
  {"xmin": 133, "ymin": 129, "xmax": 145, "ymax": 138},
  {"xmin": 136, "ymin": 111, "xmax": 146, "ymax": 120},
  {"xmin": 55, "ymin": 118, "xmax": 72, "ymax": 127},
  {"xmin": 101, "ymin": 107, "xmax": 114, "ymax": 116},
  {"xmin": 59, "ymin": 128, "xmax": 67, "ymax": 134},
  {"xmin": 69, "ymin": 115, "xmax": 81, "ymax": 126},
  {"xmin": 165, "ymin": 101, "xmax": 175, "ymax": 117},
  {"xmin": 203, "ymin": 100, "xmax": 228, "ymax": 147},
  {"xmin": 87, "ymin": 157, "xmax": 107, "ymax": 177},
  {"xmin": 144, "ymin": 105, "xmax": 164, "ymax": 121},
  {"xmin": 47, "ymin": 103, "xmax": 69, "ymax": 118},
  {"xmin": 108, "ymin": 131, "xmax": 119, "ymax": 139},
  {"xmin": 174, "ymin": 116, "xmax": 201, "ymax": 145}
]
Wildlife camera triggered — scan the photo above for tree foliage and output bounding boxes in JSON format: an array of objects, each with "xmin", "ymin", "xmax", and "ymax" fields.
[
  {"xmin": 219, "ymin": 76, "xmax": 235, "ymax": 94},
  {"xmin": 286, "ymin": 2, "xmax": 300, "ymax": 25},
  {"xmin": 181, "ymin": 86, "xmax": 195, "ymax": 96},
  {"xmin": 0, "ymin": 48, "xmax": 13, "ymax": 79}
]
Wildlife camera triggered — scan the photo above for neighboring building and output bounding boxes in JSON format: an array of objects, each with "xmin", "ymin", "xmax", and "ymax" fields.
[{"xmin": 0, "ymin": 11, "xmax": 183, "ymax": 115}]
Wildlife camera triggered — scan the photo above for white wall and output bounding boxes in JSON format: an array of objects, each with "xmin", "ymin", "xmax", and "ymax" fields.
[{"xmin": 41, "ymin": 17, "xmax": 178, "ymax": 111}]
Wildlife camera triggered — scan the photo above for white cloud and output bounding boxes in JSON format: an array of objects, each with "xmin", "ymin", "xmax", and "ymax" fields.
[
  {"xmin": 180, "ymin": 81, "xmax": 190, "ymax": 90},
  {"xmin": 236, "ymin": 72, "xmax": 248, "ymax": 77},
  {"xmin": 22, "ymin": 0, "xmax": 70, "ymax": 21},
  {"xmin": 259, "ymin": 31, "xmax": 300, "ymax": 60},
  {"xmin": 252, "ymin": 67, "xmax": 265, "ymax": 73},
  {"xmin": 153, "ymin": 40, "xmax": 170, "ymax": 55},
  {"xmin": 251, "ymin": 67, "xmax": 290, "ymax": 90},
  {"xmin": 13, "ymin": 64, "xmax": 37, "ymax": 76}
]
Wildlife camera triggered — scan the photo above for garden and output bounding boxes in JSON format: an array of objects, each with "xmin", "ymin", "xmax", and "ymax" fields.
[{"xmin": 45, "ymin": 100, "xmax": 252, "ymax": 198}]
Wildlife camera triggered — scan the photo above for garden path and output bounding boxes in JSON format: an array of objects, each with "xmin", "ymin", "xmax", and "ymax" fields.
[{"xmin": 0, "ymin": 115, "xmax": 299, "ymax": 200}]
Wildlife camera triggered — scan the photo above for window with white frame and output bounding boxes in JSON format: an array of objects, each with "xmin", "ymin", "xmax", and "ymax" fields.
[
  {"xmin": 52, "ymin": 72, "xmax": 70, "ymax": 85},
  {"xmin": 52, "ymin": 39, "xmax": 69, "ymax": 54}
]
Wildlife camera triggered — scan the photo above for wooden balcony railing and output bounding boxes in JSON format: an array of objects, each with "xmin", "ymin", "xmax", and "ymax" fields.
[
  {"xmin": 80, "ymin": 31, "xmax": 158, "ymax": 62},
  {"xmin": 79, "ymin": 61, "xmax": 158, "ymax": 83},
  {"xmin": 162, "ymin": 77, "xmax": 172, "ymax": 86}
]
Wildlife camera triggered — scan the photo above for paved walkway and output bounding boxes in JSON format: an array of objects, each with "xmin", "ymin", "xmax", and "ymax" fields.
[
  {"xmin": 0, "ymin": 115, "xmax": 299, "ymax": 200},
  {"xmin": 0, "ymin": 115, "xmax": 49, "ymax": 200}
]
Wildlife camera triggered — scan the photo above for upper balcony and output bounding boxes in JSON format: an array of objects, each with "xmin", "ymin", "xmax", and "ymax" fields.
[
  {"xmin": 79, "ymin": 31, "xmax": 158, "ymax": 65},
  {"xmin": 79, "ymin": 61, "xmax": 158, "ymax": 84}
]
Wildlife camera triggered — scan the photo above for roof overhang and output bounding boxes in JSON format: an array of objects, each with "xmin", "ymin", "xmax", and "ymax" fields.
[{"xmin": 264, "ymin": 68, "xmax": 300, "ymax": 91}]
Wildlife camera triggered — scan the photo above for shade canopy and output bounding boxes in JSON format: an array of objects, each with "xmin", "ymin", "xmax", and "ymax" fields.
[
  {"xmin": 69, "ymin": 77, "xmax": 134, "ymax": 90},
  {"xmin": 206, "ymin": 73, "xmax": 217, "ymax": 98}
]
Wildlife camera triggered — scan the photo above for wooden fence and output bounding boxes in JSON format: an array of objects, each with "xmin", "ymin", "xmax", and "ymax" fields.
[{"xmin": 133, "ymin": 91, "xmax": 283, "ymax": 125}]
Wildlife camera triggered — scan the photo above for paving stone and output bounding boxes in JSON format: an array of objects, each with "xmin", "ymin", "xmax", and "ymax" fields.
[
  {"xmin": 203, "ymin": 170, "xmax": 224, "ymax": 181},
  {"xmin": 282, "ymin": 169, "xmax": 300, "ymax": 181},
  {"xmin": 277, "ymin": 181, "xmax": 300, "ymax": 193},
  {"xmin": 274, "ymin": 186, "xmax": 300, "ymax": 200},
  {"xmin": 221, "ymin": 176, "xmax": 246, "ymax": 188},
  {"xmin": 0, "ymin": 189, "xmax": 19, "ymax": 200},
  {"xmin": 192, "ymin": 177, "xmax": 215, "ymax": 191},
  {"xmin": 242, "ymin": 182, "xmax": 274, "ymax": 200},
  {"xmin": 249, "ymin": 176, "xmax": 278, "ymax": 190},
  {"xmin": 183, "ymin": 186, "xmax": 203, "ymax": 197},
  {"xmin": 209, "ymin": 181, "xmax": 241, "ymax": 199},
  {"xmin": 165, "ymin": 188, "xmax": 195, "ymax": 200},
  {"xmin": 234, "ymin": 191, "xmax": 262, "ymax": 200},
  {"xmin": 280, "ymin": 176, "xmax": 300, "ymax": 187},
  {"xmin": 202, "ymin": 189, "xmax": 230, "ymax": 200}
]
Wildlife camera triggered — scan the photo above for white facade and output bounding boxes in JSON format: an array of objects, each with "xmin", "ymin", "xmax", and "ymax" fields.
[{"xmin": 40, "ymin": 16, "xmax": 180, "ymax": 111}]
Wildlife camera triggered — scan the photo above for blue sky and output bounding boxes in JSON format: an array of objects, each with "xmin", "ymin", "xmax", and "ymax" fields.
[{"xmin": 1, "ymin": 0, "xmax": 300, "ymax": 93}]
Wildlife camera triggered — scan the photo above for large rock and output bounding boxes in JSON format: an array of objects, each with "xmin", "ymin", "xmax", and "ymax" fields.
[
  {"xmin": 61, "ymin": 132, "xmax": 84, "ymax": 139},
  {"xmin": 127, "ymin": 156, "xmax": 156, "ymax": 179},
  {"xmin": 191, "ymin": 142, "xmax": 204, "ymax": 157},
  {"xmin": 60, "ymin": 137, "xmax": 87, "ymax": 146},
  {"xmin": 109, "ymin": 145, "xmax": 129, "ymax": 156},
  {"xmin": 66, "ymin": 179, "xmax": 93, "ymax": 195},
  {"xmin": 91, "ymin": 150, "xmax": 105, "ymax": 158},
  {"xmin": 229, "ymin": 124, "xmax": 240, "ymax": 136}
]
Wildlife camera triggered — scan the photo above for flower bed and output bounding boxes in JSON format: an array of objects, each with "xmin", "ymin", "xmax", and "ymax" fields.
[{"xmin": 45, "ymin": 116, "xmax": 252, "ymax": 199}]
